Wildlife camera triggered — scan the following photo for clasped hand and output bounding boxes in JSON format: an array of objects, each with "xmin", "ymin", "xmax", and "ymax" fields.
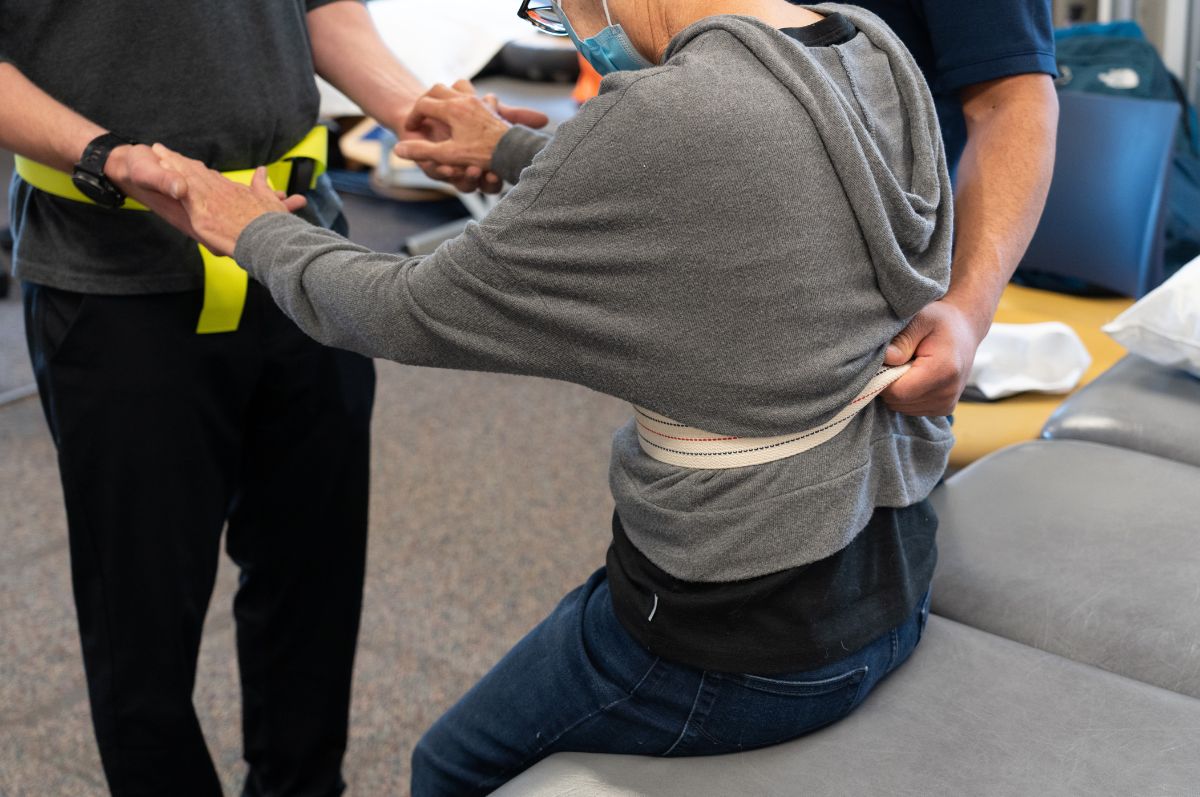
[
  {"xmin": 398, "ymin": 79, "xmax": 549, "ymax": 193},
  {"xmin": 102, "ymin": 142, "xmax": 302, "ymax": 257},
  {"xmin": 116, "ymin": 81, "xmax": 548, "ymax": 256}
]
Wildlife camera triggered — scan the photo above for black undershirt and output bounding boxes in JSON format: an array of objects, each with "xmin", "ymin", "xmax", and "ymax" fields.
[
  {"xmin": 780, "ymin": 10, "xmax": 859, "ymax": 48},
  {"xmin": 605, "ymin": 13, "xmax": 939, "ymax": 675},
  {"xmin": 607, "ymin": 501, "xmax": 938, "ymax": 674}
]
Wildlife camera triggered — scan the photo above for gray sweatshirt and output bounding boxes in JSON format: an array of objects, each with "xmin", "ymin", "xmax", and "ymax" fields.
[{"xmin": 235, "ymin": 5, "xmax": 955, "ymax": 583}]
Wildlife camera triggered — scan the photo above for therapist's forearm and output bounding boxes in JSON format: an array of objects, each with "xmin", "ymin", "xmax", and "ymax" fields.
[
  {"xmin": 0, "ymin": 62, "xmax": 107, "ymax": 172},
  {"xmin": 307, "ymin": 0, "xmax": 425, "ymax": 131},
  {"xmin": 945, "ymin": 74, "xmax": 1058, "ymax": 339}
]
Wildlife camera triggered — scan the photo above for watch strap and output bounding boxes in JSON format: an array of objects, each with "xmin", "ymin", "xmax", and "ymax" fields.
[{"xmin": 77, "ymin": 132, "xmax": 137, "ymax": 179}]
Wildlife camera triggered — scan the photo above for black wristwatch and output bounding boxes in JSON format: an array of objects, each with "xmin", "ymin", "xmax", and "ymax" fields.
[{"xmin": 72, "ymin": 132, "xmax": 137, "ymax": 208}]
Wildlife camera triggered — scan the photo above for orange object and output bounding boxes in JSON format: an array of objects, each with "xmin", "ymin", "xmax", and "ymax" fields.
[{"xmin": 573, "ymin": 53, "xmax": 602, "ymax": 104}]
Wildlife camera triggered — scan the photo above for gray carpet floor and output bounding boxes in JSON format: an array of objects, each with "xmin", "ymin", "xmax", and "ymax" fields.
[
  {"xmin": 0, "ymin": 157, "xmax": 629, "ymax": 795},
  {"xmin": 0, "ymin": 152, "xmax": 33, "ymax": 401}
]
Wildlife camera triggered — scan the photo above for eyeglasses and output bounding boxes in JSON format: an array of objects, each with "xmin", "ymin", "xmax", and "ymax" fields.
[{"xmin": 517, "ymin": 0, "xmax": 569, "ymax": 36}]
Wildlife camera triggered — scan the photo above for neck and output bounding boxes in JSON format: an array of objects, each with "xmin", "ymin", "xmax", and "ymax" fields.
[{"xmin": 641, "ymin": 1, "xmax": 826, "ymax": 59}]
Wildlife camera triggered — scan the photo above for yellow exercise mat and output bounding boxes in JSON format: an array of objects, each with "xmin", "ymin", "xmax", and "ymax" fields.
[{"xmin": 949, "ymin": 283, "xmax": 1133, "ymax": 468}]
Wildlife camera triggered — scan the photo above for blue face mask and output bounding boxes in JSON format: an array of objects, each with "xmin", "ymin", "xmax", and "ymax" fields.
[{"xmin": 553, "ymin": 0, "xmax": 655, "ymax": 76}]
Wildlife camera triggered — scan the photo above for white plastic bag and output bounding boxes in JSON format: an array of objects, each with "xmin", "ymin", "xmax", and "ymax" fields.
[
  {"xmin": 967, "ymin": 322, "xmax": 1092, "ymax": 400},
  {"xmin": 1103, "ymin": 255, "xmax": 1200, "ymax": 378}
]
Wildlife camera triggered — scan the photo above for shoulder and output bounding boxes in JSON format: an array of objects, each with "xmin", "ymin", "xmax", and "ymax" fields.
[{"xmin": 586, "ymin": 35, "xmax": 786, "ymax": 145}]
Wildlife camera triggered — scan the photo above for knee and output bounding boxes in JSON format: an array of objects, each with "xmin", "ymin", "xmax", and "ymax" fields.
[{"xmin": 410, "ymin": 731, "xmax": 478, "ymax": 797}]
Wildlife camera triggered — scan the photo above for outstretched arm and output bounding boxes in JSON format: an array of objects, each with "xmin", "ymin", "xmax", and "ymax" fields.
[
  {"xmin": 150, "ymin": 144, "xmax": 571, "ymax": 379},
  {"xmin": 306, "ymin": 1, "xmax": 425, "ymax": 135}
]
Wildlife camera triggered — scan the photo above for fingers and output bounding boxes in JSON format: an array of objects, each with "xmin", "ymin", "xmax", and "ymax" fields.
[
  {"xmin": 271, "ymin": 189, "xmax": 308, "ymax": 211},
  {"xmin": 404, "ymin": 95, "xmax": 453, "ymax": 132},
  {"xmin": 151, "ymin": 142, "xmax": 198, "ymax": 172},
  {"xmin": 406, "ymin": 83, "xmax": 528, "ymax": 137},
  {"xmin": 250, "ymin": 167, "xmax": 301, "ymax": 213},
  {"xmin": 405, "ymin": 84, "xmax": 474, "ymax": 132},
  {"xmin": 123, "ymin": 147, "xmax": 188, "ymax": 200},
  {"xmin": 454, "ymin": 165, "xmax": 486, "ymax": 193},
  {"xmin": 450, "ymin": 176, "xmax": 481, "ymax": 193},
  {"xmin": 430, "ymin": 82, "xmax": 463, "ymax": 98},
  {"xmin": 282, "ymin": 195, "xmax": 308, "ymax": 212},
  {"xmin": 250, "ymin": 166, "xmax": 273, "ymax": 197},
  {"xmin": 480, "ymin": 172, "xmax": 503, "ymax": 194},
  {"xmin": 885, "ymin": 312, "xmax": 934, "ymax": 366},
  {"xmin": 151, "ymin": 143, "xmax": 224, "ymax": 198},
  {"xmin": 395, "ymin": 138, "xmax": 468, "ymax": 166},
  {"xmin": 400, "ymin": 81, "xmax": 513, "ymax": 185},
  {"xmin": 881, "ymin": 352, "xmax": 966, "ymax": 416},
  {"xmin": 412, "ymin": 155, "xmax": 503, "ymax": 194},
  {"xmin": 496, "ymin": 103, "xmax": 550, "ymax": 130},
  {"xmin": 880, "ymin": 300, "xmax": 987, "ymax": 416}
]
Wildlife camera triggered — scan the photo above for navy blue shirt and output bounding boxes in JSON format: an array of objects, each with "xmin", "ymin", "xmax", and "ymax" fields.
[{"xmin": 830, "ymin": 0, "xmax": 1057, "ymax": 172}]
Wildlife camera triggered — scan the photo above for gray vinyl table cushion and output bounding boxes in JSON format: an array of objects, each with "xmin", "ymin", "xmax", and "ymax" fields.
[
  {"xmin": 1042, "ymin": 355, "xmax": 1200, "ymax": 468},
  {"xmin": 930, "ymin": 439, "xmax": 1200, "ymax": 698},
  {"xmin": 494, "ymin": 616, "xmax": 1200, "ymax": 796}
]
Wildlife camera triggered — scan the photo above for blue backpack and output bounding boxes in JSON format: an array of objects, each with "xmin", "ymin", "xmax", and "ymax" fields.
[{"xmin": 1054, "ymin": 22, "xmax": 1200, "ymax": 279}]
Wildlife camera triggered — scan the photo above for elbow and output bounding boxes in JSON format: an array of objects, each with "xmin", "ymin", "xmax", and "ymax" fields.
[{"xmin": 961, "ymin": 73, "xmax": 1058, "ymax": 136}]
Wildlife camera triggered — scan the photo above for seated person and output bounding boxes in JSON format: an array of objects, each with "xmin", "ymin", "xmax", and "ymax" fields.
[{"xmin": 152, "ymin": 1, "xmax": 954, "ymax": 794}]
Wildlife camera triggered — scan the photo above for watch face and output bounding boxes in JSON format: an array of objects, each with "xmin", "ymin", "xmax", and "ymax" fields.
[{"xmin": 72, "ymin": 169, "xmax": 124, "ymax": 209}]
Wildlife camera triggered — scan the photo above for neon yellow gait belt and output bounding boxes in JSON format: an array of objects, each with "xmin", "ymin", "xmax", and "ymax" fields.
[{"xmin": 14, "ymin": 126, "xmax": 328, "ymax": 334}]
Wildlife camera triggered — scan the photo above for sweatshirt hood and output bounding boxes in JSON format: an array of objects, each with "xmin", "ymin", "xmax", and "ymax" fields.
[{"xmin": 663, "ymin": 4, "xmax": 953, "ymax": 319}]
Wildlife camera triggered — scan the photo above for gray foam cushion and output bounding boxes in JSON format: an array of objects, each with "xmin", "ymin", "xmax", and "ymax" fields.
[
  {"xmin": 931, "ymin": 439, "xmax": 1200, "ymax": 698},
  {"xmin": 494, "ymin": 616, "xmax": 1200, "ymax": 796},
  {"xmin": 1042, "ymin": 355, "xmax": 1200, "ymax": 468}
]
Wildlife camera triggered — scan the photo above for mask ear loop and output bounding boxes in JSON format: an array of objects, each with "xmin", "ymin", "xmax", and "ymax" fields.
[
  {"xmin": 550, "ymin": 0, "xmax": 569, "ymax": 32},
  {"xmin": 556, "ymin": 0, "xmax": 616, "ymax": 37}
]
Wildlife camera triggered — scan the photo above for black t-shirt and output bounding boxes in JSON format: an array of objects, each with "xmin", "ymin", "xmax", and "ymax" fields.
[
  {"xmin": 608, "ymin": 500, "xmax": 938, "ymax": 674},
  {"xmin": 604, "ymin": 13, "xmax": 938, "ymax": 676},
  {"xmin": 0, "ymin": 0, "xmax": 347, "ymax": 294},
  {"xmin": 831, "ymin": 0, "xmax": 1058, "ymax": 173}
]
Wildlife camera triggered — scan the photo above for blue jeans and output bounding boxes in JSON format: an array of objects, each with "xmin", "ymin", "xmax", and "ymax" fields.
[{"xmin": 412, "ymin": 569, "xmax": 931, "ymax": 796}]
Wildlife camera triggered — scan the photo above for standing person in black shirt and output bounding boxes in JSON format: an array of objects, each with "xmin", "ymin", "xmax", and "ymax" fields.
[{"xmin": 0, "ymin": 2, "xmax": 544, "ymax": 795}]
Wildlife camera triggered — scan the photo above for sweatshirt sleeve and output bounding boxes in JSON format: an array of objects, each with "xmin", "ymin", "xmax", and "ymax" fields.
[
  {"xmin": 231, "ymin": 67, "xmax": 722, "ymax": 410},
  {"xmin": 491, "ymin": 125, "xmax": 553, "ymax": 184},
  {"xmin": 233, "ymin": 211, "xmax": 581, "ymax": 383}
]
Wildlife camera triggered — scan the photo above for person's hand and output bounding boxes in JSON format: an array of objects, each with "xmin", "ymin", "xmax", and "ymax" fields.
[
  {"xmin": 150, "ymin": 144, "xmax": 307, "ymax": 257},
  {"xmin": 104, "ymin": 144, "xmax": 197, "ymax": 236},
  {"xmin": 398, "ymin": 80, "xmax": 549, "ymax": 194},
  {"xmin": 399, "ymin": 117, "xmax": 502, "ymax": 194},
  {"xmin": 881, "ymin": 299, "xmax": 989, "ymax": 416}
]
